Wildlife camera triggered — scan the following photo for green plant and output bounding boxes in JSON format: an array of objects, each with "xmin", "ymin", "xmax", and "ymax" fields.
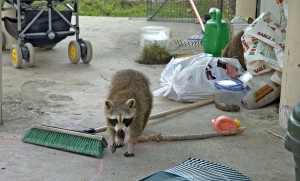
[
  {"xmin": 136, "ymin": 43, "xmax": 172, "ymax": 65},
  {"xmin": 78, "ymin": 0, "xmax": 147, "ymax": 17},
  {"xmin": 30, "ymin": 0, "xmax": 147, "ymax": 17}
]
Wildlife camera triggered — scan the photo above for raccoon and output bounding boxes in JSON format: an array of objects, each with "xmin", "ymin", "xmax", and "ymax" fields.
[
  {"xmin": 105, "ymin": 69, "xmax": 153, "ymax": 157},
  {"xmin": 222, "ymin": 30, "xmax": 247, "ymax": 71}
]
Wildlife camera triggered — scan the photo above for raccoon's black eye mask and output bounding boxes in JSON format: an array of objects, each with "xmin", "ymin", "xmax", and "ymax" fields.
[
  {"xmin": 108, "ymin": 119, "xmax": 118, "ymax": 126},
  {"xmin": 123, "ymin": 118, "xmax": 132, "ymax": 127}
]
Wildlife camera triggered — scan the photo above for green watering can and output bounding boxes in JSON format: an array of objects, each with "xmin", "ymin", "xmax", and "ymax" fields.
[{"xmin": 202, "ymin": 8, "xmax": 229, "ymax": 57}]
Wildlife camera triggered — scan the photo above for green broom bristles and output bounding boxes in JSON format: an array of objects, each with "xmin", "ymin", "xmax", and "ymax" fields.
[{"xmin": 22, "ymin": 125, "xmax": 108, "ymax": 158}]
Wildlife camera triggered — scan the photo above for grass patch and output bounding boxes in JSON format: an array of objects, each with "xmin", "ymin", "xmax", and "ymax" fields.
[
  {"xmin": 78, "ymin": 0, "xmax": 147, "ymax": 17},
  {"xmin": 29, "ymin": 0, "xmax": 147, "ymax": 17},
  {"xmin": 28, "ymin": 0, "xmax": 234, "ymax": 20},
  {"xmin": 136, "ymin": 43, "xmax": 172, "ymax": 65}
]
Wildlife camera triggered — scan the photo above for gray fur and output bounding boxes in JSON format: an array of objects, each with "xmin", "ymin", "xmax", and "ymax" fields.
[
  {"xmin": 222, "ymin": 30, "xmax": 247, "ymax": 71},
  {"xmin": 105, "ymin": 69, "xmax": 153, "ymax": 157}
]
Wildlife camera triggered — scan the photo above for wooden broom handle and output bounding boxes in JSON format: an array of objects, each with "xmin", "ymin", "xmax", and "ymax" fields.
[
  {"xmin": 149, "ymin": 99, "xmax": 214, "ymax": 119},
  {"xmin": 94, "ymin": 99, "xmax": 214, "ymax": 133}
]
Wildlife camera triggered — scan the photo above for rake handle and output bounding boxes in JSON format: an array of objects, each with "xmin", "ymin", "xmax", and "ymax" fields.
[
  {"xmin": 188, "ymin": 0, "xmax": 205, "ymax": 31},
  {"xmin": 94, "ymin": 99, "xmax": 214, "ymax": 133}
]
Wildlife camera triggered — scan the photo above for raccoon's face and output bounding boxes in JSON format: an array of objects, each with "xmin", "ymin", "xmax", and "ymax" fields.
[{"xmin": 105, "ymin": 99, "xmax": 136, "ymax": 133}]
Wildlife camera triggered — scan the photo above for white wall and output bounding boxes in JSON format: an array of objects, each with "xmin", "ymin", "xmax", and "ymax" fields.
[
  {"xmin": 235, "ymin": 0, "xmax": 257, "ymax": 19},
  {"xmin": 279, "ymin": 0, "xmax": 300, "ymax": 128}
]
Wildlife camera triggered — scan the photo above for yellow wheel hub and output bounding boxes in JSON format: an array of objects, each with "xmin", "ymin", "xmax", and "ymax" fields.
[
  {"xmin": 69, "ymin": 44, "xmax": 76, "ymax": 60},
  {"xmin": 11, "ymin": 48, "xmax": 18, "ymax": 65}
]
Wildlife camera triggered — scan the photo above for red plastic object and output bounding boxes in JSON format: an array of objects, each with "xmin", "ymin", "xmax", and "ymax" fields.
[{"xmin": 212, "ymin": 115, "xmax": 240, "ymax": 133}]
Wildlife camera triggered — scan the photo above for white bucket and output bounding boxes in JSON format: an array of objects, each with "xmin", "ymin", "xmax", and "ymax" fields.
[{"xmin": 139, "ymin": 26, "xmax": 170, "ymax": 51}]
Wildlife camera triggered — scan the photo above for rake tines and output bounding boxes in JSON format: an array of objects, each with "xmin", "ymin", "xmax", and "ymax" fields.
[{"xmin": 174, "ymin": 31, "xmax": 203, "ymax": 46}]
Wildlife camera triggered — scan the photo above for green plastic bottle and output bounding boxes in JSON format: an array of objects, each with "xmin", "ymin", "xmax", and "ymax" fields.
[{"xmin": 202, "ymin": 8, "xmax": 229, "ymax": 57}]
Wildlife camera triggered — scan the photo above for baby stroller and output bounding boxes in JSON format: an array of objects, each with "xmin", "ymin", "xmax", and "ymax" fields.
[{"xmin": 3, "ymin": 0, "xmax": 93, "ymax": 69}]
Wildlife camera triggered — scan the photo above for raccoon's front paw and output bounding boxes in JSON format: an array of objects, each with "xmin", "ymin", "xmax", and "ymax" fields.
[
  {"xmin": 110, "ymin": 143, "xmax": 116, "ymax": 153},
  {"xmin": 115, "ymin": 143, "xmax": 124, "ymax": 148},
  {"xmin": 124, "ymin": 152, "xmax": 135, "ymax": 157}
]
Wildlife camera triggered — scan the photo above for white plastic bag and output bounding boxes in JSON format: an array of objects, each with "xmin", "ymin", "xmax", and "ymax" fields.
[{"xmin": 153, "ymin": 53, "xmax": 244, "ymax": 102}]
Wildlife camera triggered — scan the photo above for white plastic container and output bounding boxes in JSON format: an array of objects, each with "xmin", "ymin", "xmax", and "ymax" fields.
[
  {"xmin": 139, "ymin": 26, "xmax": 170, "ymax": 51},
  {"xmin": 214, "ymin": 79, "xmax": 244, "ymax": 112}
]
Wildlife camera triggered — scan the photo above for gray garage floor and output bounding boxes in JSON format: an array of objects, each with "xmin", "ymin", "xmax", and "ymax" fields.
[{"xmin": 0, "ymin": 16, "xmax": 295, "ymax": 181}]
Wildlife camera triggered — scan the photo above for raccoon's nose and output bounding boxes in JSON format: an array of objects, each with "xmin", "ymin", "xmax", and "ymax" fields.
[{"xmin": 117, "ymin": 129, "xmax": 124, "ymax": 134}]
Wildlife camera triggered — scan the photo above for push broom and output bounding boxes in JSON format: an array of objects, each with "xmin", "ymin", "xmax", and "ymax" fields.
[
  {"xmin": 22, "ymin": 99, "xmax": 214, "ymax": 158},
  {"xmin": 22, "ymin": 124, "xmax": 108, "ymax": 158}
]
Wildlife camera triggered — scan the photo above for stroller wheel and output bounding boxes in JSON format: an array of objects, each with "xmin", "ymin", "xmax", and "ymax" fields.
[
  {"xmin": 10, "ymin": 44, "xmax": 23, "ymax": 69},
  {"xmin": 24, "ymin": 43, "xmax": 35, "ymax": 67},
  {"xmin": 68, "ymin": 41, "xmax": 81, "ymax": 64},
  {"xmin": 81, "ymin": 40, "xmax": 93, "ymax": 64}
]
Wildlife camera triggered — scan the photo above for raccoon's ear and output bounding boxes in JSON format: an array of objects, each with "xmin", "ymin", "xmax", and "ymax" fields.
[
  {"xmin": 105, "ymin": 100, "xmax": 114, "ymax": 110},
  {"xmin": 126, "ymin": 99, "xmax": 135, "ymax": 108}
]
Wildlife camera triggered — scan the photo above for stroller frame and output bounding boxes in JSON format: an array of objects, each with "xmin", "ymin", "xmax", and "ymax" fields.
[
  {"xmin": 4, "ymin": 0, "xmax": 93, "ymax": 68},
  {"xmin": 15, "ymin": 0, "xmax": 78, "ymax": 43}
]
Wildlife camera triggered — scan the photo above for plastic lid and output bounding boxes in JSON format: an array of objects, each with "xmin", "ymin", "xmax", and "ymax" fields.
[{"xmin": 215, "ymin": 79, "xmax": 244, "ymax": 92}]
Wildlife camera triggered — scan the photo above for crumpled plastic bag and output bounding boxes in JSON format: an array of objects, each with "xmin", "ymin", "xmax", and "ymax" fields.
[{"xmin": 153, "ymin": 53, "xmax": 244, "ymax": 102}]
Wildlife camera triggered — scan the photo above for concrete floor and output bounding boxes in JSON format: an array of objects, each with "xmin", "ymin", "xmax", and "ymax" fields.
[{"xmin": 0, "ymin": 17, "xmax": 295, "ymax": 181}]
